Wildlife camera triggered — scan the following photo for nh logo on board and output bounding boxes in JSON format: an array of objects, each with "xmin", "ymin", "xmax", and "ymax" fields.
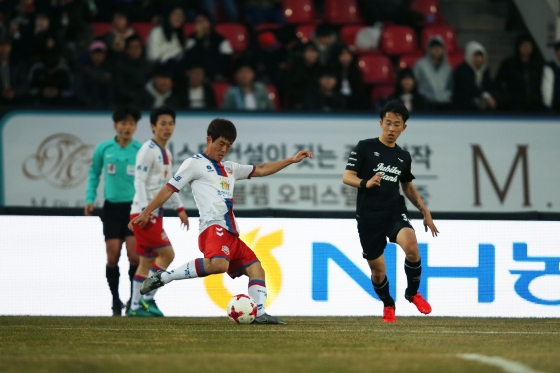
[{"xmin": 311, "ymin": 243, "xmax": 495, "ymax": 303}]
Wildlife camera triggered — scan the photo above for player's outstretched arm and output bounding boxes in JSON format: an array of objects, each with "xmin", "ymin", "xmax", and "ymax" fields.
[
  {"xmin": 128, "ymin": 185, "xmax": 175, "ymax": 230},
  {"xmin": 251, "ymin": 150, "xmax": 313, "ymax": 177},
  {"xmin": 401, "ymin": 181, "xmax": 439, "ymax": 237}
]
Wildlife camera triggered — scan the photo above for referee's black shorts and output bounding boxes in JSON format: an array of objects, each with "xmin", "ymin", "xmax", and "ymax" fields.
[
  {"xmin": 100, "ymin": 200, "xmax": 134, "ymax": 240},
  {"xmin": 357, "ymin": 205, "xmax": 414, "ymax": 261}
]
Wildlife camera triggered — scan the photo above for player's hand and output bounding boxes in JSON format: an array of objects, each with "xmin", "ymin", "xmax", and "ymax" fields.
[
  {"xmin": 178, "ymin": 210, "xmax": 189, "ymax": 231},
  {"xmin": 366, "ymin": 173, "xmax": 382, "ymax": 188},
  {"xmin": 84, "ymin": 203, "xmax": 94, "ymax": 216},
  {"xmin": 129, "ymin": 213, "xmax": 149, "ymax": 230},
  {"xmin": 423, "ymin": 214, "xmax": 439, "ymax": 237},
  {"xmin": 291, "ymin": 150, "xmax": 313, "ymax": 163}
]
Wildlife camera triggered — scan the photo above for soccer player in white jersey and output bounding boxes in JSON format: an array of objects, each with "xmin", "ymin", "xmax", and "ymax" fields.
[
  {"xmin": 129, "ymin": 119, "xmax": 313, "ymax": 324},
  {"xmin": 127, "ymin": 106, "xmax": 189, "ymax": 317}
]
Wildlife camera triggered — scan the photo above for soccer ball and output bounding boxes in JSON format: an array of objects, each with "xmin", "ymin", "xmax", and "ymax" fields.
[{"xmin": 226, "ymin": 294, "xmax": 258, "ymax": 324}]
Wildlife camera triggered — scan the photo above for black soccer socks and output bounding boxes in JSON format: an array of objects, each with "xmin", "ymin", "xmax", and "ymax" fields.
[
  {"xmin": 404, "ymin": 258, "xmax": 422, "ymax": 297},
  {"xmin": 106, "ymin": 265, "xmax": 120, "ymax": 300},
  {"xmin": 128, "ymin": 265, "xmax": 138, "ymax": 299},
  {"xmin": 372, "ymin": 276, "xmax": 395, "ymax": 307}
]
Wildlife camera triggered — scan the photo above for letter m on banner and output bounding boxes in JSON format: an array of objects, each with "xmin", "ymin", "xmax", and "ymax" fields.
[{"xmin": 472, "ymin": 145, "xmax": 530, "ymax": 206}]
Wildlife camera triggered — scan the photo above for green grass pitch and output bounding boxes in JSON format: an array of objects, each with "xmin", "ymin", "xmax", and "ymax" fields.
[{"xmin": 1, "ymin": 316, "xmax": 559, "ymax": 373}]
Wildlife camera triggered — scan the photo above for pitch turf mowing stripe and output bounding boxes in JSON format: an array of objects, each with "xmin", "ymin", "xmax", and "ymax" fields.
[
  {"xmin": 1, "ymin": 326, "xmax": 558, "ymax": 335},
  {"xmin": 455, "ymin": 354, "xmax": 544, "ymax": 373}
]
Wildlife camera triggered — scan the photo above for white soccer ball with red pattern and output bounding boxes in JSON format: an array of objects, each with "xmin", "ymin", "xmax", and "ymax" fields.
[{"xmin": 226, "ymin": 294, "xmax": 258, "ymax": 324}]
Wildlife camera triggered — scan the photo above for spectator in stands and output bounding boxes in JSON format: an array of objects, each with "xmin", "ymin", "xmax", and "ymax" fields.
[
  {"xmin": 413, "ymin": 35, "xmax": 453, "ymax": 109},
  {"xmin": 27, "ymin": 12, "xmax": 62, "ymax": 64},
  {"xmin": 312, "ymin": 23, "xmax": 344, "ymax": 67},
  {"xmin": 103, "ymin": 8, "xmax": 137, "ymax": 58},
  {"xmin": 222, "ymin": 63, "xmax": 274, "ymax": 110},
  {"xmin": 335, "ymin": 46, "xmax": 367, "ymax": 111},
  {"xmin": 495, "ymin": 35, "xmax": 544, "ymax": 111},
  {"xmin": 146, "ymin": 6, "xmax": 185, "ymax": 63},
  {"xmin": 242, "ymin": 31, "xmax": 287, "ymax": 93},
  {"xmin": 177, "ymin": 63, "xmax": 217, "ymax": 109},
  {"xmin": 75, "ymin": 41, "xmax": 115, "ymax": 108},
  {"xmin": 0, "ymin": 38, "xmax": 27, "ymax": 106},
  {"xmin": 358, "ymin": 0, "xmax": 423, "ymax": 29},
  {"xmin": 286, "ymin": 43, "xmax": 321, "ymax": 109},
  {"xmin": 199, "ymin": 0, "xmax": 239, "ymax": 23},
  {"xmin": 239, "ymin": 0, "xmax": 284, "ymax": 27},
  {"xmin": 134, "ymin": 65, "xmax": 181, "ymax": 109},
  {"xmin": 542, "ymin": 40, "xmax": 560, "ymax": 111},
  {"xmin": 184, "ymin": 13, "xmax": 232, "ymax": 81},
  {"xmin": 303, "ymin": 68, "xmax": 346, "ymax": 112},
  {"xmin": 57, "ymin": 0, "xmax": 95, "ymax": 58},
  {"xmin": 389, "ymin": 68, "xmax": 426, "ymax": 112},
  {"xmin": 453, "ymin": 41, "xmax": 496, "ymax": 111},
  {"xmin": 115, "ymin": 35, "xmax": 154, "ymax": 104},
  {"xmin": 28, "ymin": 55, "xmax": 74, "ymax": 106}
]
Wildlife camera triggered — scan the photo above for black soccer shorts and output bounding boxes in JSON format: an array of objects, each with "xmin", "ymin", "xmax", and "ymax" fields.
[
  {"xmin": 357, "ymin": 205, "xmax": 414, "ymax": 261},
  {"xmin": 100, "ymin": 200, "xmax": 134, "ymax": 240}
]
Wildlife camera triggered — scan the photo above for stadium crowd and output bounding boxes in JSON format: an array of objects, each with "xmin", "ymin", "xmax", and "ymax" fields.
[{"xmin": 0, "ymin": 0, "xmax": 558, "ymax": 113}]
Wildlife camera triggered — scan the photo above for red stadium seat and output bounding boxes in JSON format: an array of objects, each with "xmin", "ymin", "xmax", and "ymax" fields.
[
  {"xmin": 131, "ymin": 22, "xmax": 154, "ymax": 43},
  {"xmin": 340, "ymin": 25, "xmax": 365, "ymax": 48},
  {"xmin": 265, "ymin": 84, "xmax": 281, "ymax": 109},
  {"xmin": 183, "ymin": 23, "xmax": 195, "ymax": 37},
  {"xmin": 324, "ymin": 0, "xmax": 362, "ymax": 24},
  {"xmin": 212, "ymin": 82, "xmax": 231, "ymax": 108},
  {"xmin": 371, "ymin": 85, "xmax": 395, "ymax": 105},
  {"xmin": 410, "ymin": 0, "xmax": 443, "ymax": 24},
  {"xmin": 283, "ymin": 0, "xmax": 317, "ymax": 24},
  {"xmin": 422, "ymin": 25, "xmax": 458, "ymax": 54},
  {"xmin": 91, "ymin": 22, "xmax": 112, "ymax": 37},
  {"xmin": 296, "ymin": 24, "xmax": 316, "ymax": 43},
  {"xmin": 358, "ymin": 55, "xmax": 395, "ymax": 85},
  {"xmin": 447, "ymin": 52, "xmax": 465, "ymax": 70},
  {"xmin": 398, "ymin": 53, "xmax": 423, "ymax": 70},
  {"xmin": 381, "ymin": 25, "xmax": 419, "ymax": 56},
  {"xmin": 215, "ymin": 24, "xmax": 249, "ymax": 53},
  {"xmin": 255, "ymin": 23, "xmax": 282, "ymax": 32}
]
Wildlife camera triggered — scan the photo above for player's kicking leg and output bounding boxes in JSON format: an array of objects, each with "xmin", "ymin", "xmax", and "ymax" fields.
[
  {"xmin": 368, "ymin": 255, "xmax": 396, "ymax": 322},
  {"xmin": 396, "ymin": 228, "xmax": 431, "ymax": 315},
  {"xmin": 241, "ymin": 262, "xmax": 286, "ymax": 325},
  {"xmin": 136, "ymin": 246, "xmax": 174, "ymax": 317}
]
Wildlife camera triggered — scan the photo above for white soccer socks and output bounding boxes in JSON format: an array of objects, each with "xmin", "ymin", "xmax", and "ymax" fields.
[
  {"xmin": 161, "ymin": 258, "xmax": 207, "ymax": 284},
  {"xmin": 248, "ymin": 280, "xmax": 267, "ymax": 317}
]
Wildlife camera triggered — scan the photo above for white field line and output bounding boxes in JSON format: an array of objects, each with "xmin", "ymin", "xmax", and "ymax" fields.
[
  {"xmin": 454, "ymin": 354, "xmax": 544, "ymax": 373},
  {"xmin": 1, "ymin": 326, "xmax": 559, "ymax": 335}
]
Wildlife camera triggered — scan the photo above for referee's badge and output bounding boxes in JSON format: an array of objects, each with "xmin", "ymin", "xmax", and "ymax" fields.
[{"xmin": 107, "ymin": 163, "xmax": 116, "ymax": 175}]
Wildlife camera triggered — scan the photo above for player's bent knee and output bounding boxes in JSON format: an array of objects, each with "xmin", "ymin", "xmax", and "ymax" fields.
[
  {"xmin": 371, "ymin": 272, "xmax": 386, "ymax": 284},
  {"xmin": 206, "ymin": 258, "xmax": 229, "ymax": 274}
]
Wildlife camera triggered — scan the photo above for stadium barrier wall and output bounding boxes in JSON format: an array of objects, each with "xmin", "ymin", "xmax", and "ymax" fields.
[
  {"xmin": 2, "ymin": 216, "xmax": 559, "ymax": 317},
  {"xmin": 2, "ymin": 111, "xmax": 560, "ymax": 214}
]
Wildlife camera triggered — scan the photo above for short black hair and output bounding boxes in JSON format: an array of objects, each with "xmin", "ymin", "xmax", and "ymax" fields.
[
  {"xmin": 380, "ymin": 99, "xmax": 409, "ymax": 123},
  {"xmin": 113, "ymin": 106, "xmax": 141, "ymax": 123},
  {"xmin": 125, "ymin": 35, "xmax": 143, "ymax": 48},
  {"xmin": 207, "ymin": 118, "xmax": 237, "ymax": 143},
  {"xmin": 315, "ymin": 23, "xmax": 333, "ymax": 37},
  {"xmin": 150, "ymin": 106, "xmax": 176, "ymax": 125}
]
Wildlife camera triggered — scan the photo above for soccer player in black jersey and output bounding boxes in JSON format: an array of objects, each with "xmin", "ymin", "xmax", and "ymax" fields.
[{"xmin": 343, "ymin": 100, "xmax": 439, "ymax": 322}]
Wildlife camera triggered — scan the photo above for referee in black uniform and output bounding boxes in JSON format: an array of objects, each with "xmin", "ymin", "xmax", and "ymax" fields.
[
  {"xmin": 85, "ymin": 106, "xmax": 142, "ymax": 316},
  {"xmin": 343, "ymin": 100, "xmax": 439, "ymax": 322}
]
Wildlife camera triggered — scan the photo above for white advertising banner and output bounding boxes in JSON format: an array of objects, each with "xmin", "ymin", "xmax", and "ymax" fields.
[
  {"xmin": 1, "ymin": 216, "xmax": 559, "ymax": 317},
  {"xmin": 1, "ymin": 112, "xmax": 560, "ymax": 212}
]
